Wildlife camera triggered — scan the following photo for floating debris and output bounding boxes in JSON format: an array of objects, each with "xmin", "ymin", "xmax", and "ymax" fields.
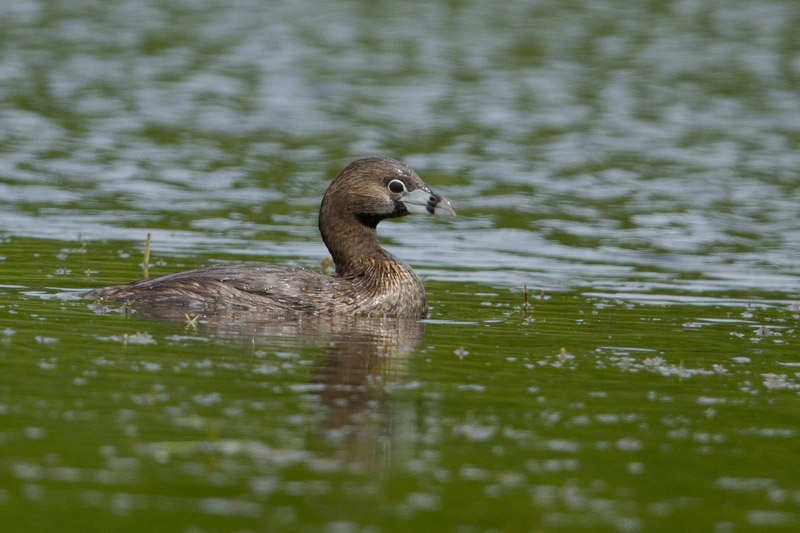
[
  {"xmin": 88, "ymin": 301, "xmax": 110, "ymax": 315},
  {"xmin": 754, "ymin": 325, "xmax": 778, "ymax": 337},
  {"xmin": 453, "ymin": 421, "xmax": 497, "ymax": 442},
  {"xmin": 643, "ymin": 357, "xmax": 665, "ymax": 367},
  {"xmin": 193, "ymin": 392, "xmax": 222, "ymax": 406},
  {"xmin": 697, "ymin": 397, "xmax": 726, "ymax": 405},
  {"xmin": 616, "ymin": 437, "xmax": 643, "ymax": 452},
  {"xmin": 38, "ymin": 359, "xmax": 57, "ymax": 370},
  {"xmin": 762, "ymin": 374, "xmax": 800, "ymax": 391},
  {"xmin": 98, "ymin": 332, "xmax": 156, "ymax": 345},
  {"xmin": 457, "ymin": 384, "xmax": 486, "ymax": 392},
  {"xmin": 537, "ymin": 439, "xmax": 580, "ymax": 453},
  {"xmin": 198, "ymin": 497, "xmax": 262, "ymax": 518},
  {"xmin": 740, "ymin": 428, "xmax": 796, "ymax": 438}
]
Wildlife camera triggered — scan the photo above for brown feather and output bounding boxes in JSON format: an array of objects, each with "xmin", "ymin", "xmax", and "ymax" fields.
[{"xmin": 84, "ymin": 157, "xmax": 448, "ymax": 319}]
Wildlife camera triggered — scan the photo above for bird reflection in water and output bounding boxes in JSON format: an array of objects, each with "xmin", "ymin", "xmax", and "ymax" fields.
[
  {"xmin": 145, "ymin": 306, "xmax": 425, "ymax": 471},
  {"xmin": 310, "ymin": 316, "xmax": 424, "ymax": 470}
]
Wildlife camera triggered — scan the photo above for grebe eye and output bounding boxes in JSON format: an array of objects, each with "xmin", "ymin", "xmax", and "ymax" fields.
[{"xmin": 388, "ymin": 179, "xmax": 405, "ymax": 194}]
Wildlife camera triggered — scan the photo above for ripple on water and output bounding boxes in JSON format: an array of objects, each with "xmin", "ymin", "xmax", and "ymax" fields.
[
  {"xmin": 1, "ymin": 0, "xmax": 799, "ymax": 297},
  {"xmin": 1, "ymin": 1, "xmax": 800, "ymax": 531}
]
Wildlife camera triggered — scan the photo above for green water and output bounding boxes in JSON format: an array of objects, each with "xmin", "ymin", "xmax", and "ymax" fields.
[
  {"xmin": 2, "ymin": 238, "xmax": 799, "ymax": 531},
  {"xmin": 2, "ymin": 0, "xmax": 800, "ymax": 531}
]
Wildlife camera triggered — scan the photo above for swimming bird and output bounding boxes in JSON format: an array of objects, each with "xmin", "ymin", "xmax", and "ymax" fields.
[{"xmin": 84, "ymin": 157, "xmax": 455, "ymax": 319}]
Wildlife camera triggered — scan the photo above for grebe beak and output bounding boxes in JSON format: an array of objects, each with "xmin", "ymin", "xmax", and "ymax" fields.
[{"xmin": 401, "ymin": 189, "xmax": 456, "ymax": 216}]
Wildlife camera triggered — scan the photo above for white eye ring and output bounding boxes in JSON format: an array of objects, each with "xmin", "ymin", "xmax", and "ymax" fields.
[{"xmin": 388, "ymin": 179, "xmax": 407, "ymax": 194}]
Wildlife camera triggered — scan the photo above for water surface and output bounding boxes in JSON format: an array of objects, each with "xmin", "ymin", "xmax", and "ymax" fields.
[{"xmin": 1, "ymin": 0, "xmax": 800, "ymax": 530}]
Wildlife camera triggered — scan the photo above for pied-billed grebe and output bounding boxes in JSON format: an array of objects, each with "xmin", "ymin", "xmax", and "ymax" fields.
[{"xmin": 84, "ymin": 157, "xmax": 455, "ymax": 319}]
